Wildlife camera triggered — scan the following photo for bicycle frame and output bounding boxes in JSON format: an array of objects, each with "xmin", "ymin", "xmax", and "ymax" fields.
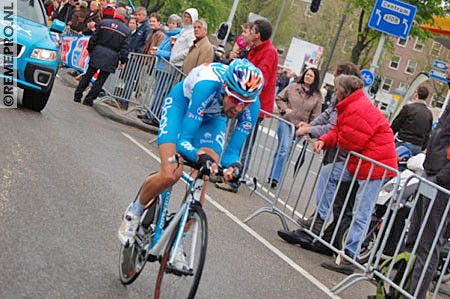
[{"xmin": 146, "ymin": 170, "xmax": 204, "ymax": 265}]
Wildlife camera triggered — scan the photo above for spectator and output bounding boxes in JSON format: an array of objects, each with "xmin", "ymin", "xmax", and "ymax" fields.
[
  {"xmin": 229, "ymin": 23, "xmax": 253, "ymax": 60},
  {"xmin": 404, "ymin": 66, "xmax": 450, "ymax": 299},
  {"xmin": 99, "ymin": 0, "xmax": 108, "ymax": 17},
  {"xmin": 216, "ymin": 19, "xmax": 278, "ymax": 193},
  {"xmin": 67, "ymin": 0, "xmax": 87, "ymax": 32},
  {"xmin": 277, "ymin": 63, "xmax": 364, "ymax": 249},
  {"xmin": 322, "ymin": 83, "xmax": 334, "ymax": 111},
  {"xmin": 169, "ymin": 8, "xmax": 198, "ymax": 68},
  {"xmin": 275, "ymin": 69, "xmax": 289, "ymax": 95},
  {"xmin": 52, "ymin": 0, "xmax": 71, "ymax": 23},
  {"xmin": 267, "ymin": 67, "xmax": 322, "ymax": 188},
  {"xmin": 138, "ymin": 14, "xmax": 182, "ymax": 125},
  {"xmin": 154, "ymin": 14, "xmax": 182, "ymax": 61},
  {"xmin": 44, "ymin": 0, "xmax": 57, "ymax": 19},
  {"xmin": 127, "ymin": 16, "xmax": 138, "ymax": 47},
  {"xmin": 142, "ymin": 12, "xmax": 166, "ymax": 55},
  {"xmin": 66, "ymin": 0, "xmax": 81, "ymax": 25},
  {"xmin": 128, "ymin": 6, "xmax": 151, "ymax": 54},
  {"xmin": 73, "ymin": 6, "xmax": 130, "ymax": 106},
  {"xmin": 391, "ymin": 85, "xmax": 433, "ymax": 156},
  {"xmin": 82, "ymin": 0, "xmax": 101, "ymax": 35},
  {"xmin": 303, "ymin": 75, "xmax": 397, "ymax": 275},
  {"xmin": 181, "ymin": 19, "xmax": 214, "ymax": 74}
]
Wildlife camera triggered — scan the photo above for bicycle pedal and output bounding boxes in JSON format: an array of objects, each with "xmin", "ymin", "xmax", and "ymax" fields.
[
  {"xmin": 165, "ymin": 264, "xmax": 193, "ymax": 277},
  {"xmin": 147, "ymin": 254, "xmax": 158, "ymax": 262}
]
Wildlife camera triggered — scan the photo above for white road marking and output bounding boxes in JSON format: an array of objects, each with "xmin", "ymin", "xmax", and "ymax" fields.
[{"xmin": 121, "ymin": 132, "xmax": 341, "ymax": 299}]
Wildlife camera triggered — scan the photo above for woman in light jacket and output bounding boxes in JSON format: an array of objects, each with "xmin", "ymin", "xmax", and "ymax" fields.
[{"xmin": 268, "ymin": 67, "xmax": 322, "ymax": 188}]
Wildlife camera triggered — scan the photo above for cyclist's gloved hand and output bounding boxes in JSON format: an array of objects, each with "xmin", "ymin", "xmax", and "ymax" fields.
[
  {"xmin": 224, "ymin": 162, "xmax": 242, "ymax": 182},
  {"xmin": 196, "ymin": 153, "xmax": 215, "ymax": 175}
]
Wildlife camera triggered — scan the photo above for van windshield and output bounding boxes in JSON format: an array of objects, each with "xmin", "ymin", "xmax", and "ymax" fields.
[{"xmin": 17, "ymin": 0, "xmax": 46, "ymax": 25}]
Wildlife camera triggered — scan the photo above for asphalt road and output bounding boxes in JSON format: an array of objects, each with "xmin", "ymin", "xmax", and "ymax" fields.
[{"xmin": 0, "ymin": 77, "xmax": 382, "ymax": 299}]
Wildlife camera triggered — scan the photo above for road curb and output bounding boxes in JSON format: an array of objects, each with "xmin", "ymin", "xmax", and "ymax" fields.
[
  {"xmin": 57, "ymin": 70, "xmax": 158, "ymax": 135},
  {"xmin": 94, "ymin": 101, "xmax": 159, "ymax": 134},
  {"xmin": 57, "ymin": 69, "xmax": 80, "ymax": 89}
]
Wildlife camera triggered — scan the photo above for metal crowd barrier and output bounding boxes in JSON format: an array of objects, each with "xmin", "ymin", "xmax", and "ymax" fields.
[
  {"xmin": 239, "ymin": 116, "xmax": 450, "ymax": 297},
  {"xmin": 366, "ymin": 174, "xmax": 450, "ymax": 299},
  {"xmin": 61, "ymin": 27, "xmax": 84, "ymax": 36},
  {"xmin": 101, "ymin": 53, "xmax": 185, "ymax": 118},
  {"xmin": 240, "ymin": 110, "xmax": 322, "ymax": 230}
]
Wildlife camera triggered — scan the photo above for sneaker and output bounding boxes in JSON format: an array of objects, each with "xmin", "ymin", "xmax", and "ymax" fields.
[
  {"xmin": 172, "ymin": 244, "xmax": 188, "ymax": 272},
  {"xmin": 321, "ymin": 258, "xmax": 355, "ymax": 275},
  {"xmin": 73, "ymin": 97, "xmax": 81, "ymax": 103},
  {"xmin": 215, "ymin": 182, "xmax": 238, "ymax": 193},
  {"xmin": 118, "ymin": 206, "xmax": 141, "ymax": 245}
]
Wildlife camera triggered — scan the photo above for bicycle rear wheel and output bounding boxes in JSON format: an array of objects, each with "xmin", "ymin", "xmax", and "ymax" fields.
[{"xmin": 154, "ymin": 203, "xmax": 208, "ymax": 299}]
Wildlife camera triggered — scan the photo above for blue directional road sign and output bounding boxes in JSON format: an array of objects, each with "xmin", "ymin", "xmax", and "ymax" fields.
[
  {"xmin": 368, "ymin": 0, "xmax": 417, "ymax": 40},
  {"xmin": 429, "ymin": 59, "xmax": 450, "ymax": 83},
  {"xmin": 360, "ymin": 69, "xmax": 375, "ymax": 87},
  {"xmin": 432, "ymin": 60, "xmax": 448, "ymax": 71}
]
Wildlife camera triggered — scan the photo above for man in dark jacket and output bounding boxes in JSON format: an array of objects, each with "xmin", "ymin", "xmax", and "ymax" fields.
[
  {"xmin": 406, "ymin": 70, "xmax": 450, "ymax": 299},
  {"xmin": 73, "ymin": 6, "xmax": 130, "ymax": 106},
  {"xmin": 391, "ymin": 85, "xmax": 433, "ymax": 155},
  {"xmin": 128, "ymin": 6, "xmax": 151, "ymax": 53}
]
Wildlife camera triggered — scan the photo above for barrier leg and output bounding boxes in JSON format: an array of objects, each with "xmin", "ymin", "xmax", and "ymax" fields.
[
  {"xmin": 243, "ymin": 207, "xmax": 289, "ymax": 231},
  {"xmin": 331, "ymin": 273, "xmax": 368, "ymax": 294}
]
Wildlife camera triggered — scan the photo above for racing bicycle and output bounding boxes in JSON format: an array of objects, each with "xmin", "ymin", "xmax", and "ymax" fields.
[{"xmin": 118, "ymin": 154, "xmax": 233, "ymax": 298}]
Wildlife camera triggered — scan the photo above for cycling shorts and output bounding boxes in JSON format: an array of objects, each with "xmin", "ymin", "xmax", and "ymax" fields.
[{"xmin": 157, "ymin": 82, "xmax": 227, "ymax": 158}]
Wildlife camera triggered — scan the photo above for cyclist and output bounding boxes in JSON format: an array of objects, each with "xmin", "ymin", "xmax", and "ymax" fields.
[{"xmin": 118, "ymin": 59, "xmax": 264, "ymax": 266}]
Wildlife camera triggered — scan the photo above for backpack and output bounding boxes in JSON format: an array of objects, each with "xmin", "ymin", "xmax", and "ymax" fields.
[{"xmin": 375, "ymin": 252, "xmax": 416, "ymax": 299}]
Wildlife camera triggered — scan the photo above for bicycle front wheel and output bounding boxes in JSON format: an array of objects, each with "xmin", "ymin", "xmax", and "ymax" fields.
[{"xmin": 154, "ymin": 203, "xmax": 208, "ymax": 299}]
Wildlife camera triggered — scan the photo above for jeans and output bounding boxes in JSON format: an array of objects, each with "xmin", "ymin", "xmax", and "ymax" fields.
[
  {"xmin": 316, "ymin": 162, "xmax": 382, "ymax": 257},
  {"xmin": 395, "ymin": 141, "xmax": 422, "ymax": 156},
  {"xmin": 268, "ymin": 121, "xmax": 294, "ymax": 182}
]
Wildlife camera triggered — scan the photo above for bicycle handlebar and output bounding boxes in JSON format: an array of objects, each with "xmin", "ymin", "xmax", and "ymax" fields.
[
  {"xmin": 168, "ymin": 154, "xmax": 257, "ymax": 193},
  {"xmin": 168, "ymin": 154, "xmax": 225, "ymax": 177}
]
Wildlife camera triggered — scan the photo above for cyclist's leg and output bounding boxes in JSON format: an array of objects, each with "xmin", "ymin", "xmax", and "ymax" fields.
[
  {"xmin": 119, "ymin": 82, "xmax": 188, "ymax": 245},
  {"xmin": 139, "ymin": 143, "xmax": 184, "ymax": 205},
  {"xmin": 139, "ymin": 83, "xmax": 189, "ymax": 207}
]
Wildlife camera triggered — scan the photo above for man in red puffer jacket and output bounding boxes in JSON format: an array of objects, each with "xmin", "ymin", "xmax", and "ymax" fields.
[{"xmin": 305, "ymin": 74, "xmax": 397, "ymax": 275}]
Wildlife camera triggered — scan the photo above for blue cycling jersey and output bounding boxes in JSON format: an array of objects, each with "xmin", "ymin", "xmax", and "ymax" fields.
[{"xmin": 158, "ymin": 63, "xmax": 261, "ymax": 167}]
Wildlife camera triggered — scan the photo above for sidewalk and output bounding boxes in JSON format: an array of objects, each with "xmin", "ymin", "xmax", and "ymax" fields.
[{"xmin": 57, "ymin": 68, "xmax": 158, "ymax": 135}]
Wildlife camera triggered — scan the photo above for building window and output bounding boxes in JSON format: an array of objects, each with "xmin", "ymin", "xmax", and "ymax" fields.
[
  {"xmin": 381, "ymin": 77, "xmax": 393, "ymax": 91},
  {"xmin": 430, "ymin": 41, "xmax": 442, "ymax": 58},
  {"xmin": 342, "ymin": 39, "xmax": 352, "ymax": 54},
  {"xmin": 389, "ymin": 55, "xmax": 401, "ymax": 69},
  {"xmin": 398, "ymin": 82, "xmax": 407, "ymax": 90},
  {"xmin": 413, "ymin": 38, "xmax": 424, "ymax": 52},
  {"xmin": 405, "ymin": 60, "xmax": 417, "ymax": 75},
  {"xmin": 397, "ymin": 38, "xmax": 408, "ymax": 47}
]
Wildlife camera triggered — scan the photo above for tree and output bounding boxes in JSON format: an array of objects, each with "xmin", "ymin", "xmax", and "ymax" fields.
[
  {"xmin": 134, "ymin": 0, "xmax": 229, "ymax": 31},
  {"xmin": 344, "ymin": 0, "xmax": 448, "ymax": 65}
]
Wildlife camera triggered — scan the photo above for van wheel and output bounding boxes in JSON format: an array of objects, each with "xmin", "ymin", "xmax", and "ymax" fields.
[{"xmin": 22, "ymin": 88, "xmax": 51, "ymax": 112}]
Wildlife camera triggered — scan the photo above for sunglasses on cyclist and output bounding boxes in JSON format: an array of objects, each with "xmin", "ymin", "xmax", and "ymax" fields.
[{"xmin": 225, "ymin": 86, "xmax": 253, "ymax": 108}]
